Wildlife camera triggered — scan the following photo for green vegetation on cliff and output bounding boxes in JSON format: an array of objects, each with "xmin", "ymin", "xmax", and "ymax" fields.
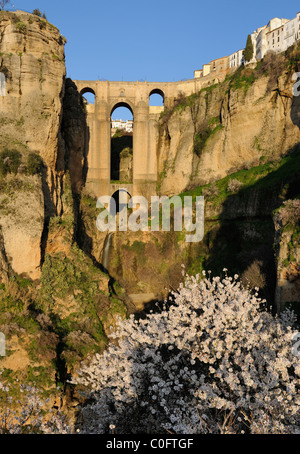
[{"xmin": 180, "ymin": 145, "xmax": 300, "ymax": 308}]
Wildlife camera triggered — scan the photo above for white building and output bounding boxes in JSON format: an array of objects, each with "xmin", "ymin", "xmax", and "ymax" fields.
[
  {"xmin": 203, "ymin": 63, "xmax": 211, "ymax": 77},
  {"xmin": 255, "ymin": 19, "xmax": 288, "ymax": 60},
  {"xmin": 256, "ymin": 15, "xmax": 299, "ymax": 59},
  {"xmin": 111, "ymin": 119, "xmax": 133, "ymax": 133},
  {"xmin": 194, "ymin": 11, "xmax": 300, "ymax": 78},
  {"xmin": 229, "ymin": 49, "xmax": 245, "ymax": 68},
  {"xmin": 249, "ymin": 29, "xmax": 260, "ymax": 62},
  {"xmin": 255, "ymin": 26, "xmax": 266, "ymax": 61},
  {"xmin": 232, "ymin": 12, "xmax": 300, "ymax": 67},
  {"xmin": 125, "ymin": 120, "xmax": 133, "ymax": 133},
  {"xmin": 284, "ymin": 12, "xmax": 300, "ymax": 50},
  {"xmin": 194, "ymin": 69, "xmax": 203, "ymax": 78},
  {"xmin": 265, "ymin": 18, "xmax": 289, "ymax": 55}
]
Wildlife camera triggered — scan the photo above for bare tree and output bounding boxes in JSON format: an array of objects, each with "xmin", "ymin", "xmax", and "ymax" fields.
[{"xmin": 0, "ymin": 0, "xmax": 12, "ymax": 11}]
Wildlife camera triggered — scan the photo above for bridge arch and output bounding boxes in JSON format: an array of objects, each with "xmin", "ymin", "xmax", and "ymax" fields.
[
  {"xmin": 80, "ymin": 87, "xmax": 96, "ymax": 96},
  {"xmin": 110, "ymin": 101, "xmax": 134, "ymax": 119},
  {"xmin": 110, "ymin": 102, "xmax": 134, "ymax": 183},
  {"xmin": 149, "ymin": 88, "xmax": 164, "ymax": 106},
  {"xmin": 80, "ymin": 87, "xmax": 96, "ymax": 104}
]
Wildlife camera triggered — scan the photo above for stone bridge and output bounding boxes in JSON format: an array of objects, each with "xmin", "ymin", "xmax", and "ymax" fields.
[{"xmin": 73, "ymin": 76, "xmax": 220, "ymax": 200}]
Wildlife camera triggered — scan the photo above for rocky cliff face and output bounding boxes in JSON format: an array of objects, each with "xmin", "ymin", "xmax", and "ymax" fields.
[
  {"xmin": 0, "ymin": 11, "xmax": 89, "ymax": 281},
  {"xmin": 0, "ymin": 11, "xmax": 68, "ymax": 278},
  {"xmin": 273, "ymin": 200, "xmax": 300, "ymax": 314},
  {"xmin": 0, "ymin": 12, "xmax": 126, "ymax": 395},
  {"xmin": 0, "ymin": 174, "xmax": 44, "ymax": 280},
  {"xmin": 0, "ymin": 11, "xmax": 66, "ymax": 172},
  {"xmin": 157, "ymin": 62, "xmax": 300, "ymax": 195}
]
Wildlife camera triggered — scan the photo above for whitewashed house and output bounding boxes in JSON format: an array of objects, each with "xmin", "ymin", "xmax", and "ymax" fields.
[
  {"xmin": 229, "ymin": 49, "xmax": 245, "ymax": 68},
  {"xmin": 284, "ymin": 12, "xmax": 300, "ymax": 50}
]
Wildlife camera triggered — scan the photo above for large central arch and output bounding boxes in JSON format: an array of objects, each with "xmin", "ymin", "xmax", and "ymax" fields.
[
  {"xmin": 111, "ymin": 101, "xmax": 134, "ymax": 116},
  {"xmin": 110, "ymin": 102, "xmax": 134, "ymax": 183}
]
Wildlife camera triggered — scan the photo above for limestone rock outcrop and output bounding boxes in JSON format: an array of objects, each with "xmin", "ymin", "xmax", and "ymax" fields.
[
  {"xmin": 158, "ymin": 70, "xmax": 300, "ymax": 195},
  {"xmin": 0, "ymin": 10, "xmax": 66, "ymax": 201},
  {"xmin": 0, "ymin": 11, "xmax": 68, "ymax": 278},
  {"xmin": 273, "ymin": 207, "xmax": 300, "ymax": 313},
  {"xmin": 0, "ymin": 175, "xmax": 44, "ymax": 280}
]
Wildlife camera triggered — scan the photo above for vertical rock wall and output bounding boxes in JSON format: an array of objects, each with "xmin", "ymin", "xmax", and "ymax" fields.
[{"xmin": 0, "ymin": 11, "xmax": 67, "ymax": 278}]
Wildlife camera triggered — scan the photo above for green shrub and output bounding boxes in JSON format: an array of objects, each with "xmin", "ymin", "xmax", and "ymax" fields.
[
  {"xmin": 286, "ymin": 41, "xmax": 300, "ymax": 72},
  {"xmin": 27, "ymin": 152, "xmax": 43, "ymax": 175},
  {"xmin": 194, "ymin": 122, "xmax": 212, "ymax": 157},
  {"xmin": 244, "ymin": 34, "xmax": 254, "ymax": 62},
  {"xmin": 15, "ymin": 21, "xmax": 27, "ymax": 34},
  {"xmin": 32, "ymin": 9, "xmax": 42, "ymax": 17},
  {"xmin": 202, "ymin": 183, "xmax": 219, "ymax": 200},
  {"xmin": 0, "ymin": 294, "xmax": 24, "ymax": 314},
  {"xmin": 0, "ymin": 149, "xmax": 22, "ymax": 176},
  {"xmin": 255, "ymin": 51, "xmax": 285, "ymax": 90},
  {"xmin": 123, "ymin": 240, "xmax": 145, "ymax": 255},
  {"xmin": 120, "ymin": 147, "xmax": 133, "ymax": 158},
  {"xmin": 231, "ymin": 68, "xmax": 256, "ymax": 91},
  {"xmin": 227, "ymin": 178, "xmax": 243, "ymax": 193}
]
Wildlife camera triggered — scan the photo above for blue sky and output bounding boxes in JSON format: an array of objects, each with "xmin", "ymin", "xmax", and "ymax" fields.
[{"xmin": 9, "ymin": 0, "xmax": 300, "ymax": 119}]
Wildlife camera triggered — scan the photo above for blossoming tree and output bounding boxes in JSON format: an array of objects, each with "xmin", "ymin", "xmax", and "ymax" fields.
[{"xmin": 74, "ymin": 272, "xmax": 300, "ymax": 434}]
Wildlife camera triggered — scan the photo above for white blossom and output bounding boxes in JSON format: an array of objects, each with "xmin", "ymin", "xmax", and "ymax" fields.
[{"xmin": 71, "ymin": 273, "xmax": 300, "ymax": 434}]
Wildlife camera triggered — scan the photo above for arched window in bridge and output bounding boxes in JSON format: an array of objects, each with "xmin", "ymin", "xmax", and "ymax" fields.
[
  {"xmin": 149, "ymin": 88, "xmax": 164, "ymax": 107},
  {"xmin": 111, "ymin": 103, "xmax": 133, "ymax": 183},
  {"xmin": 0, "ymin": 73, "xmax": 6, "ymax": 97},
  {"xmin": 80, "ymin": 87, "xmax": 95, "ymax": 105}
]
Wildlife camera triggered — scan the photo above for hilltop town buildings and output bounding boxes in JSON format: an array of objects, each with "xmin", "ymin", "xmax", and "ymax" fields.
[
  {"xmin": 194, "ymin": 11, "xmax": 300, "ymax": 79},
  {"xmin": 111, "ymin": 119, "xmax": 133, "ymax": 134}
]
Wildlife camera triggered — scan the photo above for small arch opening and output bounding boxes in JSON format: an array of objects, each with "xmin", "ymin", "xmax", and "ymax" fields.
[
  {"xmin": 149, "ymin": 89, "xmax": 164, "ymax": 106},
  {"xmin": 80, "ymin": 87, "xmax": 96, "ymax": 105},
  {"xmin": 111, "ymin": 103, "xmax": 133, "ymax": 183}
]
